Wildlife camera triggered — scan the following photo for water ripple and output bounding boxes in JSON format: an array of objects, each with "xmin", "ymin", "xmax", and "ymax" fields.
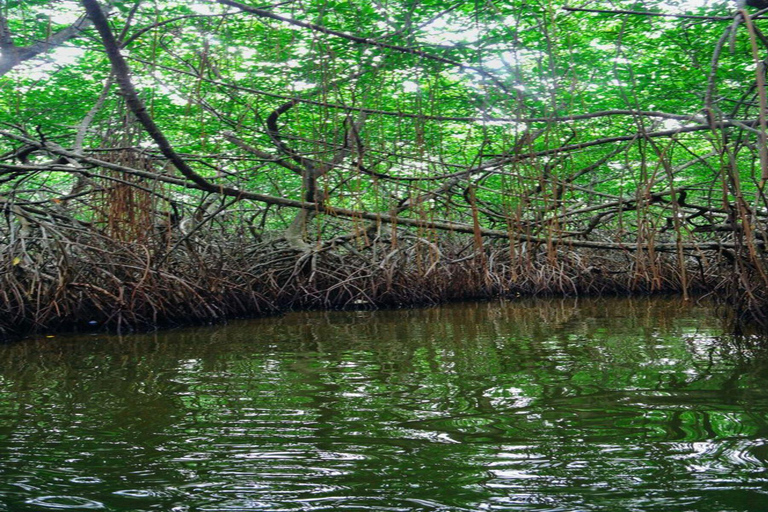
[
  {"xmin": 2, "ymin": 298, "xmax": 768, "ymax": 511},
  {"xmin": 25, "ymin": 496, "xmax": 104, "ymax": 509}
]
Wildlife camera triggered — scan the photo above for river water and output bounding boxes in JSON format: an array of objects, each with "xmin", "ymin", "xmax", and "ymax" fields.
[{"xmin": 1, "ymin": 297, "xmax": 767, "ymax": 511}]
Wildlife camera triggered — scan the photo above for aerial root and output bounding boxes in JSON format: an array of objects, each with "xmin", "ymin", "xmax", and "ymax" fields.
[{"xmin": 0, "ymin": 225, "xmax": 758, "ymax": 341}]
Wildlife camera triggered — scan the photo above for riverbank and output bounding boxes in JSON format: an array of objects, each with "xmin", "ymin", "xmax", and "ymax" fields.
[{"xmin": 3, "ymin": 227, "xmax": 749, "ymax": 343}]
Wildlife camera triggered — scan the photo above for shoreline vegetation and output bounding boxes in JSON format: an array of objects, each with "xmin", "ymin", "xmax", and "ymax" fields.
[
  {"xmin": 4, "ymin": 1, "xmax": 768, "ymax": 342},
  {"xmin": 0, "ymin": 221, "xmax": 761, "ymax": 342}
]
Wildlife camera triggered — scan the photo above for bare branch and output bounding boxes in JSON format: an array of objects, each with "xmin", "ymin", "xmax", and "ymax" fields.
[
  {"xmin": 0, "ymin": 12, "xmax": 92, "ymax": 77},
  {"xmin": 562, "ymin": 6, "xmax": 733, "ymax": 21}
]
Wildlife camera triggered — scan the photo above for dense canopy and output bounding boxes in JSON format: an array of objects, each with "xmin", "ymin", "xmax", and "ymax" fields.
[{"xmin": 2, "ymin": 0, "xmax": 768, "ymax": 337}]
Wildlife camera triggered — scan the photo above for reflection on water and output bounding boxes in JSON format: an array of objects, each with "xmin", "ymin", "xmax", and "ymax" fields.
[{"xmin": 1, "ymin": 297, "xmax": 767, "ymax": 511}]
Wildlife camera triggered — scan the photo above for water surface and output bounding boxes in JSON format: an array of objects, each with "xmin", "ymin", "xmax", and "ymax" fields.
[{"xmin": 1, "ymin": 297, "xmax": 767, "ymax": 511}]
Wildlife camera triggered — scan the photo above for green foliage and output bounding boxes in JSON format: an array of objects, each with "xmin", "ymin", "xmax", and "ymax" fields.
[{"xmin": 1, "ymin": 0, "xmax": 766, "ymax": 241}]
